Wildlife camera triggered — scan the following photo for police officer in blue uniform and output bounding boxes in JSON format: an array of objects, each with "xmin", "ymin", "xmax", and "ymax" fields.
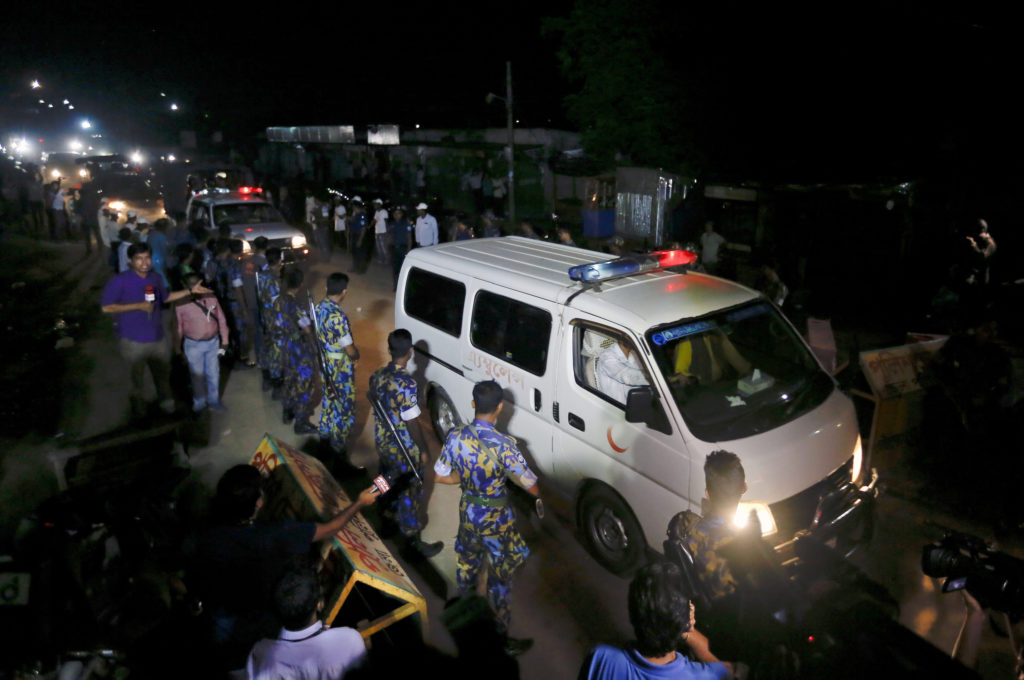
[
  {"xmin": 369, "ymin": 329, "xmax": 443, "ymax": 558},
  {"xmin": 434, "ymin": 379, "xmax": 539, "ymax": 655}
]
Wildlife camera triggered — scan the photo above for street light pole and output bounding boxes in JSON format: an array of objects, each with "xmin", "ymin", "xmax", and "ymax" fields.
[{"xmin": 506, "ymin": 60, "xmax": 515, "ymax": 230}]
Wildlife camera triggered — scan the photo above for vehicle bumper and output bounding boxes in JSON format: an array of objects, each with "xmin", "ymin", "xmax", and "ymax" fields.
[{"xmin": 768, "ymin": 461, "xmax": 880, "ymax": 553}]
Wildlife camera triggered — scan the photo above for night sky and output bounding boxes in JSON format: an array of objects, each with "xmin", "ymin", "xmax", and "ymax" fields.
[{"xmin": 3, "ymin": 1, "xmax": 1021, "ymax": 179}]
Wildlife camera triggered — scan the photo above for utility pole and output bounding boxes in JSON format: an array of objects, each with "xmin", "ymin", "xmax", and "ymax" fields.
[{"xmin": 506, "ymin": 60, "xmax": 515, "ymax": 230}]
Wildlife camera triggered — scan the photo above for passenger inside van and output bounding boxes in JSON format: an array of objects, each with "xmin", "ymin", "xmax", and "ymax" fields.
[
  {"xmin": 670, "ymin": 332, "xmax": 752, "ymax": 387},
  {"xmin": 595, "ymin": 338, "xmax": 650, "ymax": 405}
]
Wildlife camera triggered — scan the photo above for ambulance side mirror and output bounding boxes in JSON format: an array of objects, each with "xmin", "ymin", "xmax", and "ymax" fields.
[{"xmin": 625, "ymin": 386, "xmax": 672, "ymax": 435}]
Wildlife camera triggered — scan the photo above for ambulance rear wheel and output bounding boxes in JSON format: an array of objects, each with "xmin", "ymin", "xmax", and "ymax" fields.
[
  {"xmin": 579, "ymin": 484, "xmax": 646, "ymax": 576},
  {"xmin": 429, "ymin": 389, "xmax": 461, "ymax": 442}
]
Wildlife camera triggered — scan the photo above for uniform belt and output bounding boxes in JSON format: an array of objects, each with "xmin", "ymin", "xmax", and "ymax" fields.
[
  {"xmin": 463, "ymin": 493, "xmax": 507, "ymax": 508},
  {"xmin": 324, "ymin": 350, "xmax": 347, "ymax": 359}
]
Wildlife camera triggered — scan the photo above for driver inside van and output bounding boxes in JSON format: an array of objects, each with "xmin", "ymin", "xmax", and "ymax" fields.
[
  {"xmin": 596, "ymin": 339, "xmax": 649, "ymax": 404},
  {"xmin": 671, "ymin": 331, "xmax": 751, "ymax": 387}
]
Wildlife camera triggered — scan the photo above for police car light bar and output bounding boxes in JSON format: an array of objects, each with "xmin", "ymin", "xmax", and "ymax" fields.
[
  {"xmin": 237, "ymin": 186, "xmax": 263, "ymax": 195},
  {"xmin": 651, "ymin": 249, "xmax": 698, "ymax": 269},
  {"xmin": 568, "ymin": 250, "xmax": 698, "ymax": 282}
]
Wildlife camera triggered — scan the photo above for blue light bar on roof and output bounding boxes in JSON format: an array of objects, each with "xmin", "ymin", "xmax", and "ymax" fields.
[
  {"xmin": 568, "ymin": 255, "xmax": 660, "ymax": 282},
  {"xmin": 567, "ymin": 250, "xmax": 698, "ymax": 283}
]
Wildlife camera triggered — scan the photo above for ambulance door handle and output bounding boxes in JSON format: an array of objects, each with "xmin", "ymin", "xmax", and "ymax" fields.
[
  {"xmin": 533, "ymin": 388, "xmax": 542, "ymax": 412},
  {"xmin": 568, "ymin": 413, "xmax": 585, "ymax": 431}
]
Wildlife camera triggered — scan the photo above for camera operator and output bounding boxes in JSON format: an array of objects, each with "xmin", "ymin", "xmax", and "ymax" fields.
[
  {"xmin": 923, "ymin": 532, "xmax": 1024, "ymax": 675},
  {"xmin": 953, "ymin": 590, "xmax": 987, "ymax": 670}
]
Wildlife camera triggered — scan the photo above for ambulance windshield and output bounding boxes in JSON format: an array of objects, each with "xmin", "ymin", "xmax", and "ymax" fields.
[{"xmin": 647, "ymin": 301, "xmax": 833, "ymax": 441}]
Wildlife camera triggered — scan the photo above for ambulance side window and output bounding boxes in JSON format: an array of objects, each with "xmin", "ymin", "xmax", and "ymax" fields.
[
  {"xmin": 188, "ymin": 203, "xmax": 208, "ymax": 226},
  {"xmin": 471, "ymin": 290, "xmax": 551, "ymax": 376},
  {"xmin": 574, "ymin": 326, "xmax": 629, "ymax": 405},
  {"xmin": 404, "ymin": 268, "xmax": 465, "ymax": 337}
]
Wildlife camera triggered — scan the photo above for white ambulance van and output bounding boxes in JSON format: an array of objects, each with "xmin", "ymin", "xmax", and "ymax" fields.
[{"xmin": 396, "ymin": 237, "xmax": 877, "ymax": 574}]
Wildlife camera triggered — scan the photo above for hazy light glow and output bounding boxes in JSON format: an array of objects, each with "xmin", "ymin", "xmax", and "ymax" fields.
[
  {"xmin": 31, "ymin": 80, "xmax": 41, "ymax": 89},
  {"xmin": 170, "ymin": 103, "xmax": 179, "ymax": 111},
  {"xmin": 130, "ymin": 151, "xmax": 144, "ymax": 165},
  {"xmin": 80, "ymin": 120, "xmax": 92, "ymax": 130},
  {"xmin": 733, "ymin": 502, "xmax": 778, "ymax": 536}
]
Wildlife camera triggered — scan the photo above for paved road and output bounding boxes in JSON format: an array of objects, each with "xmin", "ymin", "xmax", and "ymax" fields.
[{"xmin": 1, "ymin": 237, "xmax": 1018, "ymax": 678}]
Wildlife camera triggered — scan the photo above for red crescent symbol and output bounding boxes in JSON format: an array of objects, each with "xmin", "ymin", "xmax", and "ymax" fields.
[{"xmin": 607, "ymin": 427, "xmax": 627, "ymax": 453}]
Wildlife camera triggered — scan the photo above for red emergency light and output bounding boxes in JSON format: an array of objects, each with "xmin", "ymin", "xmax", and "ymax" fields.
[
  {"xmin": 650, "ymin": 249, "xmax": 698, "ymax": 268},
  {"xmin": 237, "ymin": 186, "xmax": 263, "ymax": 195}
]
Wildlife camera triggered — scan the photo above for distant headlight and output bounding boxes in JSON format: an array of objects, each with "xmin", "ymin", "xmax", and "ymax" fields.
[
  {"xmin": 51, "ymin": 169, "xmax": 60, "ymax": 179},
  {"xmin": 734, "ymin": 502, "xmax": 778, "ymax": 536},
  {"xmin": 851, "ymin": 435, "xmax": 863, "ymax": 485},
  {"xmin": 109, "ymin": 200, "xmax": 126, "ymax": 211},
  {"xmin": 79, "ymin": 169, "xmax": 88, "ymax": 177},
  {"xmin": 291, "ymin": 235, "xmax": 307, "ymax": 249},
  {"xmin": 242, "ymin": 240, "xmax": 252, "ymax": 254}
]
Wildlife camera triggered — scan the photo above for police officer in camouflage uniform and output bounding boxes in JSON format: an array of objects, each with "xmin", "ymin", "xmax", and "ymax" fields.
[
  {"xmin": 434, "ymin": 380, "xmax": 539, "ymax": 655},
  {"xmin": 316, "ymin": 273, "xmax": 359, "ymax": 455},
  {"xmin": 257, "ymin": 248, "xmax": 284, "ymax": 397},
  {"xmin": 683, "ymin": 450, "xmax": 753, "ymax": 661},
  {"xmin": 273, "ymin": 267, "xmax": 318, "ymax": 434},
  {"xmin": 684, "ymin": 450, "xmax": 745, "ymax": 602},
  {"xmin": 369, "ymin": 330, "xmax": 443, "ymax": 558}
]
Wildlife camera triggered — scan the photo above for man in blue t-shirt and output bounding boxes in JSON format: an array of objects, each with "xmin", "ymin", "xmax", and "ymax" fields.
[
  {"xmin": 100, "ymin": 242, "xmax": 210, "ymax": 418},
  {"xmin": 581, "ymin": 562, "xmax": 734, "ymax": 680}
]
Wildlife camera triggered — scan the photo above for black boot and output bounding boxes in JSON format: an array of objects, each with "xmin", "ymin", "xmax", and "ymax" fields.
[
  {"xmin": 282, "ymin": 408, "xmax": 294, "ymax": 425},
  {"xmin": 408, "ymin": 534, "xmax": 444, "ymax": 558},
  {"xmin": 504, "ymin": 636, "xmax": 534, "ymax": 656},
  {"xmin": 261, "ymin": 370, "xmax": 271, "ymax": 392},
  {"xmin": 271, "ymin": 379, "xmax": 283, "ymax": 401},
  {"xmin": 294, "ymin": 419, "xmax": 318, "ymax": 435}
]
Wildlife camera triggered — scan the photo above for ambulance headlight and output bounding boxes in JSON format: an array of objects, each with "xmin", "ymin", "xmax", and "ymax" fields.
[
  {"xmin": 850, "ymin": 435, "xmax": 864, "ymax": 485},
  {"xmin": 734, "ymin": 502, "xmax": 778, "ymax": 537},
  {"xmin": 291, "ymin": 235, "xmax": 307, "ymax": 249}
]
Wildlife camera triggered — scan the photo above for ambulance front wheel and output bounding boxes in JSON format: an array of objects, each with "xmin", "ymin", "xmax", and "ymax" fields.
[
  {"xmin": 579, "ymin": 484, "xmax": 647, "ymax": 577},
  {"xmin": 429, "ymin": 388, "xmax": 461, "ymax": 442}
]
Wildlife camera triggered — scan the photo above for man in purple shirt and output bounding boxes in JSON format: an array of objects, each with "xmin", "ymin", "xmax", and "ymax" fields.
[{"xmin": 101, "ymin": 242, "xmax": 210, "ymax": 418}]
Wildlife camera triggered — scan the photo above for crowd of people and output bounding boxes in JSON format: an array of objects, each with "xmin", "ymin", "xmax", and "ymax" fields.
[
  {"xmin": 36, "ymin": 158, "xmax": 1008, "ymax": 678},
  {"xmin": 97, "ymin": 216, "xmax": 750, "ymax": 678}
]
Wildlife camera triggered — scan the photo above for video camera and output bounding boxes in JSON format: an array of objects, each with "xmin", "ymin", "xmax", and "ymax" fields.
[{"xmin": 922, "ymin": 531, "xmax": 1024, "ymax": 618}]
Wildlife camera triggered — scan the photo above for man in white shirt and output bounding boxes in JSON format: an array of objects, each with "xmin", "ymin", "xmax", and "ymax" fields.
[
  {"xmin": 372, "ymin": 198, "xmax": 389, "ymax": 263},
  {"xmin": 414, "ymin": 202, "xmax": 438, "ymax": 247},
  {"xmin": 333, "ymin": 200, "xmax": 347, "ymax": 250},
  {"xmin": 596, "ymin": 339, "xmax": 649, "ymax": 405},
  {"xmin": 246, "ymin": 564, "xmax": 367, "ymax": 680},
  {"xmin": 699, "ymin": 221, "xmax": 727, "ymax": 275}
]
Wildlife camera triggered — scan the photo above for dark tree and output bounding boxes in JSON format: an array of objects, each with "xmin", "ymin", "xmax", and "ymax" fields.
[{"xmin": 545, "ymin": 0, "xmax": 701, "ymax": 174}]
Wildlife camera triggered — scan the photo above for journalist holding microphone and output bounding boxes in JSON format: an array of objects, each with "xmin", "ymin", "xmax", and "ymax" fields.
[{"xmin": 101, "ymin": 242, "xmax": 211, "ymax": 419}]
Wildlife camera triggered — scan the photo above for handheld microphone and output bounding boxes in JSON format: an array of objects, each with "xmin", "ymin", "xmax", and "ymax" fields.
[{"xmin": 144, "ymin": 285, "xmax": 155, "ymax": 319}]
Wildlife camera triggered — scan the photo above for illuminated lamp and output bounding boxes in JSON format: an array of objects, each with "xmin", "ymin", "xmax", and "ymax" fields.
[
  {"xmin": 567, "ymin": 250, "xmax": 698, "ymax": 283},
  {"xmin": 650, "ymin": 249, "xmax": 697, "ymax": 268}
]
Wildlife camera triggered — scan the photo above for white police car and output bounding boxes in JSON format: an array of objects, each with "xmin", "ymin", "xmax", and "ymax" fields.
[{"xmin": 185, "ymin": 187, "xmax": 309, "ymax": 259}]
